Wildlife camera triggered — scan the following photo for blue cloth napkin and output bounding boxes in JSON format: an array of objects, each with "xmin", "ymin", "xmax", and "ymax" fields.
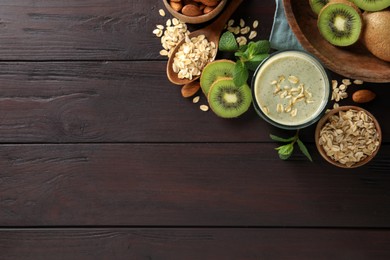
[{"xmin": 269, "ymin": 0, "xmax": 303, "ymax": 50}]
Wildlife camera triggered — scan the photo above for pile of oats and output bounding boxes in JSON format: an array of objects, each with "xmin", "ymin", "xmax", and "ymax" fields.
[
  {"xmin": 172, "ymin": 34, "xmax": 217, "ymax": 80},
  {"xmin": 319, "ymin": 109, "xmax": 380, "ymax": 167},
  {"xmin": 153, "ymin": 18, "xmax": 190, "ymax": 58}
]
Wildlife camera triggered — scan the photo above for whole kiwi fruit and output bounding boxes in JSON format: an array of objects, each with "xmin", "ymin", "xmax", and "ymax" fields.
[{"xmin": 361, "ymin": 9, "xmax": 390, "ymax": 62}]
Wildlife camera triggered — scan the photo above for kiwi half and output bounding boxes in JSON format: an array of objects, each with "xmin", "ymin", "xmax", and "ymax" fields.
[
  {"xmin": 317, "ymin": 0, "xmax": 362, "ymax": 46},
  {"xmin": 310, "ymin": 0, "xmax": 330, "ymax": 15},
  {"xmin": 200, "ymin": 59, "xmax": 235, "ymax": 95},
  {"xmin": 351, "ymin": 0, "xmax": 390, "ymax": 11},
  {"xmin": 207, "ymin": 78, "xmax": 251, "ymax": 118}
]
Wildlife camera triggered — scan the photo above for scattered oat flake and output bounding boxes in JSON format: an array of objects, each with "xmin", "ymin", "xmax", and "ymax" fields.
[
  {"xmin": 249, "ymin": 30, "xmax": 257, "ymax": 39},
  {"xmin": 193, "ymin": 96, "xmax": 200, "ymax": 104},
  {"xmin": 354, "ymin": 79, "xmax": 364, "ymax": 85},
  {"xmin": 239, "ymin": 18, "xmax": 245, "ymax": 28},
  {"xmin": 200, "ymin": 105, "xmax": 209, "ymax": 111},
  {"xmin": 159, "ymin": 9, "xmax": 166, "ymax": 17},
  {"xmin": 342, "ymin": 79, "xmax": 351, "ymax": 86}
]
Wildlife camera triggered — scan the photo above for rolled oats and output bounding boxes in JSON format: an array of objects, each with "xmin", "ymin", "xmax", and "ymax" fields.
[
  {"xmin": 319, "ymin": 109, "xmax": 380, "ymax": 167},
  {"xmin": 153, "ymin": 19, "xmax": 190, "ymax": 58},
  {"xmin": 248, "ymin": 30, "xmax": 257, "ymax": 39},
  {"xmin": 173, "ymin": 34, "xmax": 217, "ymax": 80}
]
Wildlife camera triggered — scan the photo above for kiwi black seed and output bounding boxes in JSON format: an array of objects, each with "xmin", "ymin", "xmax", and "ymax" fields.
[
  {"xmin": 309, "ymin": 0, "xmax": 330, "ymax": 15},
  {"xmin": 207, "ymin": 78, "xmax": 252, "ymax": 118},
  {"xmin": 351, "ymin": 0, "xmax": 390, "ymax": 11},
  {"xmin": 200, "ymin": 59, "xmax": 235, "ymax": 95},
  {"xmin": 317, "ymin": 1, "xmax": 363, "ymax": 47}
]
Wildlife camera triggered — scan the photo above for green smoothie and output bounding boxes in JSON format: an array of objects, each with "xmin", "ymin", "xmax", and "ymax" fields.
[{"xmin": 253, "ymin": 51, "xmax": 330, "ymax": 128}]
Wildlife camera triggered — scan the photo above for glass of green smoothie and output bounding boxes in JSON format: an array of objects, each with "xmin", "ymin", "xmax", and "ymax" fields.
[{"xmin": 252, "ymin": 50, "xmax": 331, "ymax": 130}]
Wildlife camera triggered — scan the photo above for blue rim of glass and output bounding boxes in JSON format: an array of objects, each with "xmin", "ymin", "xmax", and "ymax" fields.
[{"xmin": 251, "ymin": 49, "xmax": 332, "ymax": 130}]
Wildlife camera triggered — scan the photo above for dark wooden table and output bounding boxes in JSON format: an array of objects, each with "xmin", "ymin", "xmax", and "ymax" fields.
[{"xmin": 1, "ymin": 0, "xmax": 390, "ymax": 259}]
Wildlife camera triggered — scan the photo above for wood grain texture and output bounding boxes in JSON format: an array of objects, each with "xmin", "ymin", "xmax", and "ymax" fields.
[
  {"xmin": 0, "ymin": 0, "xmax": 275, "ymax": 60},
  {"xmin": 1, "ymin": 143, "xmax": 390, "ymax": 227},
  {"xmin": 1, "ymin": 228, "xmax": 390, "ymax": 260},
  {"xmin": 0, "ymin": 61, "xmax": 388, "ymax": 143}
]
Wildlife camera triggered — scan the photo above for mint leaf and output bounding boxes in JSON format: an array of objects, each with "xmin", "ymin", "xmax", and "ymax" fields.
[
  {"xmin": 276, "ymin": 143, "xmax": 294, "ymax": 160},
  {"xmin": 233, "ymin": 60, "xmax": 249, "ymax": 87},
  {"xmin": 251, "ymin": 40, "xmax": 271, "ymax": 54},
  {"xmin": 270, "ymin": 134, "xmax": 296, "ymax": 143},
  {"xmin": 238, "ymin": 44, "xmax": 248, "ymax": 53},
  {"xmin": 245, "ymin": 53, "xmax": 269, "ymax": 71},
  {"xmin": 219, "ymin": 31, "xmax": 238, "ymax": 52},
  {"xmin": 297, "ymin": 139, "xmax": 313, "ymax": 162}
]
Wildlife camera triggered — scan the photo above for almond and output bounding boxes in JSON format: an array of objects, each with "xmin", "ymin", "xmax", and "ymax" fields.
[
  {"xmin": 352, "ymin": 89, "xmax": 376, "ymax": 103},
  {"xmin": 181, "ymin": 4, "xmax": 202, "ymax": 16},
  {"xmin": 199, "ymin": 0, "xmax": 219, "ymax": 7},
  {"xmin": 203, "ymin": 6, "xmax": 215, "ymax": 14},
  {"xmin": 181, "ymin": 81, "xmax": 201, "ymax": 97},
  {"xmin": 170, "ymin": 1, "xmax": 183, "ymax": 12}
]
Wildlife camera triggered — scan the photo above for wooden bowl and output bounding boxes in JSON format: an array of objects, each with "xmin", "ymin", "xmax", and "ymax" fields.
[
  {"xmin": 283, "ymin": 0, "xmax": 390, "ymax": 83},
  {"xmin": 162, "ymin": 0, "xmax": 227, "ymax": 24},
  {"xmin": 315, "ymin": 106, "xmax": 382, "ymax": 168}
]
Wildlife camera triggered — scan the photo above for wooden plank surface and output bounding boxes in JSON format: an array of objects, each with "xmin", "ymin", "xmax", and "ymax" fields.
[
  {"xmin": 1, "ymin": 0, "xmax": 390, "ymax": 258},
  {"xmin": 1, "ymin": 143, "xmax": 390, "ymax": 227},
  {"xmin": 0, "ymin": 0, "xmax": 275, "ymax": 60},
  {"xmin": 0, "ymin": 61, "xmax": 388, "ymax": 143},
  {"xmin": 1, "ymin": 228, "xmax": 390, "ymax": 260}
]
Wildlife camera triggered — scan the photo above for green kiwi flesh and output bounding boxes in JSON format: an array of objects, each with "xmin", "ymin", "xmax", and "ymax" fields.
[
  {"xmin": 310, "ymin": 0, "xmax": 330, "ymax": 15},
  {"xmin": 208, "ymin": 78, "xmax": 252, "ymax": 118},
  {"xmin": 351, "ymin": 0, "xmax": 390, "ymax": 11},
  {"xmin": 200, "ymin": 59, "xmax": 235, "ymax": 95},
  {"xmin": 318, "ymin": 2, "xmax": 362, "ymax": 46}
]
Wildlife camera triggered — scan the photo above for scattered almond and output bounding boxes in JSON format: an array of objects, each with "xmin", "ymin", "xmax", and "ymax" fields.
[
  {"xmin": 352, "ymin": 89, "xmax": 376, "ymax": 103},
  {"xmin": 181, "ymin": 81, "xmax": 201, "ymax": 97}
]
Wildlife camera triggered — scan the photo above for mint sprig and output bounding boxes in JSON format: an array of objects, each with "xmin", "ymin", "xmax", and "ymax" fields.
[
  {"xmin": 270, "ymin": 131, "xmax": 313, "ymax": 161},
  {"xmin": 233, "ymin": 40, "xmax": 270, "ymax": 86},
  {"xmin": 218, "ymin": 33, "xmax": 271, "ymax": 87}
]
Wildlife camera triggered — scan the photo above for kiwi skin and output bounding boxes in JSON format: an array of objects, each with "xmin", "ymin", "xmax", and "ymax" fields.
[
  {"xmin": 207, "ymin": 78, "xmax": 252, "ymax": 118},
  {"xmin": 361, "ymin": 9, "xmax": 390, "ymax": 62},
  {"xmin": 317, "ymin": 0, "xmax": 363, "ymax": 47},
  {"xmin": 200, "ymin": 59, "xmax": 235, "ymax": 96}
]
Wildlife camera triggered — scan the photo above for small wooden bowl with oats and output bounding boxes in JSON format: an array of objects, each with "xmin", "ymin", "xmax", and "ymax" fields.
[
  {"xmin": 315, "ymin": 106, "xmax": 382, "ymax": 168},
  {"xmin": 162, "ymin": 0, "xmax": 227, "ymax": 24}
]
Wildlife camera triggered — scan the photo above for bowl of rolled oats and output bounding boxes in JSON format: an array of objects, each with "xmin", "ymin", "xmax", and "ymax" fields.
[
  {"xmin": 252, "ymin": 50, "xmax": 331, "ymax": 130},
  {"xmin": 315, "ymin": 106, "xmax": 382, "ymax": 168},
  {"xmin": 163, "ymin": 0, "xmax": 227, "ymax": 24}
]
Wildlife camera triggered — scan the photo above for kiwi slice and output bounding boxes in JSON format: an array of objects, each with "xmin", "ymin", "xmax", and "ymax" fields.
[
  {"xmin": 207, "ymin": 78, "xmax": 252, "ymax": 118},
  {"xmin": 309, "ymin": 0, "xmax": 330, "ymax": 15},
  {"xmin": 351, "ymin": 0, "xmax": 390, "ymax": 11},
  {"xmin": 317, "ymin": 1, "xmax": 362, "ymax": 46},
  {"xmin": 200, "ymin": 59, "xmax": 235, "ymax": 95}
]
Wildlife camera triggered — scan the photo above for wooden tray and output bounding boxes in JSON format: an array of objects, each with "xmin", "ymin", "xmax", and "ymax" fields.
[{"xmin": 283, "ymin": 0, "xmax": 390, "ymax": 83}]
